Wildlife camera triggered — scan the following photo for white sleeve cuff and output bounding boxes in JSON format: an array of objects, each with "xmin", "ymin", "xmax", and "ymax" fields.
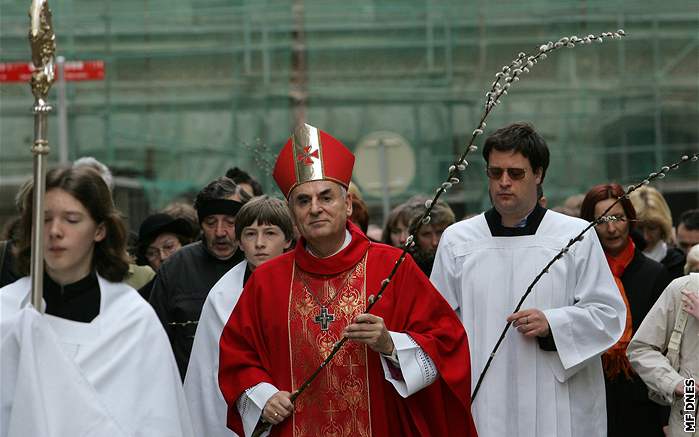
[
  {"xmin": 236, "ymin": 382, "xmax": 278, "ymax": 437},
  {"xmin": 380, "ymin": 331, "xmax": 438, "ymax": 398}
]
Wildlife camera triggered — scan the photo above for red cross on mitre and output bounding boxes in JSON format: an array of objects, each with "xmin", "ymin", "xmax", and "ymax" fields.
[
  {"xmin": 273, "ymin": 123, "xmax": 356, "ymax": 198},
  {"xmin": 296, "ymin": 145, "xmax": 320, "ymax": 166}
]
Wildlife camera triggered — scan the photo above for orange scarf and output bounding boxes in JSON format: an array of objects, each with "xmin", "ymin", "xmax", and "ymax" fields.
[{"xmin": 602, "ymin": 237, "xmax": 635, "ymax": 380}]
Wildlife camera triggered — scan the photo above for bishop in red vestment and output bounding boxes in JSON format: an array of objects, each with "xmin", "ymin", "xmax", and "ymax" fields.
[{"xmin": 218, "ymin": 123, "xmax": 478, "ymax": 437}]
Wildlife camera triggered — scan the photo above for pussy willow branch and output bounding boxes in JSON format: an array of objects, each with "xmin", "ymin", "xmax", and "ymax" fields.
[
  {"xmin": 253, "ymin": 29, "xmax": 627, "ymax": 436},
  {"xmin": 242, "ymin": 137, "xmax": 275, "ymax": 178},
  {"xmin": 471, "ymin": 152, "xmax": 699, "ymax": 402}
]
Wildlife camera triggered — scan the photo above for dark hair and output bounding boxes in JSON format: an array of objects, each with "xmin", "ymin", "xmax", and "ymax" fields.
[
  {"xmin": 382, "ymin": 203, "xmax": 407, "ymax": 245},
  {"xmin": 161, "ymin": 201, "xmax": 199, "ymax": 240},
  {"xmin": 225, "ymin": 167, "xmax": 264, "ymax": 196},
  {"xmin": 482, "ymin": 122, "xmax": 550, "ymax": 184},
  {"xmin": 14, "ymin": 178, "xmax": 33, "ymax": 213},
  {"xmin": 16, "ymin": 166, "xmax": 130, "ymax": 282},
  {"xmin": 195, "ymin": 177, "xmax": 240, "ymax": 208},
  {"xmin": 401, "ymin": 196, "xmax": 455, "ymax": 232},
  {"xmin": 350, "ymin": 196, "xmax": 369, "ymax": 233},
  {"xmin": 234, "ymin": 195, "xmax": 294, "ymax": 242},
  {"xmin": 580, "ymin": 183, "xmax": 637, "ymax": 229},
  {"xmin": 381, "ymin": 196, "xmax": 455, "ymax": 245},
  {"xmin": 1, "ymin": 216, "xmax": 21, "ymax": 241},
  {"xmin": 679, "ymin": 208, "xmax": 699, "ymax": 231},
  {"xmin": 426, "ymin": 199, "xmax": 455, "ymax": 228},
  {"xmin": 194, "ymin": 176, "xmax": 251, "ymax": 211}
]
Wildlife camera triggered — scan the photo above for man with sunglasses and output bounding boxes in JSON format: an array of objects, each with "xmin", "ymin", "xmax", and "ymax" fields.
[{"xmin": 431, "ymin": 122, "xmax": 625, "ymax": 437}]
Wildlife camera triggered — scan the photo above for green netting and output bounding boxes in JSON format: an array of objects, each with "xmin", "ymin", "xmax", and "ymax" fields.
[{"xmin": 1, "ymin": 0, "xmax": 697, "ymax": 226}]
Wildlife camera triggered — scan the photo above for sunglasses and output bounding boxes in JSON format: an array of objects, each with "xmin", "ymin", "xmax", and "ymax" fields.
[{"xmin": 486, "ymin": 167, "xmax": 527, "ymax": 180}]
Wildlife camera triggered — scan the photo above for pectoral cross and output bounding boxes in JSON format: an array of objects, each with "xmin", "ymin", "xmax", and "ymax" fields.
[{"xmin": 314, "ymin": 306, "xmax": 335, "ymax": 331}]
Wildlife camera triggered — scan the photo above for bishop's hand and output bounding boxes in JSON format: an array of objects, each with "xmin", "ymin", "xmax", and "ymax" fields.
[
  {"xmin": 342, "ymin": 313, "xmax": 395, "ymax": 355},
  {"xmin": 262, "ymin": 391, "xmax": 294, "ymax": 425}
]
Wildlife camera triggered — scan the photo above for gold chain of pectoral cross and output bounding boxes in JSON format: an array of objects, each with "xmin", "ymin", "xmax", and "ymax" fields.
[{"xmin": 298, "ymin": 267, "xmax": 354, "ymax": 331}]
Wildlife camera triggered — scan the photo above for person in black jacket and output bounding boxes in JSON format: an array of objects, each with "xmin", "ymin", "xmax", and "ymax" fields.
[
  {"xmin": 581, "ymin": 183, "xmax": 671, "ymax": 437},
  {"xmin": 149, "ymin": 177, "xmax": 250, "ymax": 379},
  {"xmin": 134, "ymin": 213, "xmax": 195, "ymax": 300}
]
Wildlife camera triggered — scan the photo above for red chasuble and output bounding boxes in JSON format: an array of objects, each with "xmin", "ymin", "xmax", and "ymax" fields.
[{"xmin": 219, "ymin": 221, "xmax": 478, "ymax": 437}]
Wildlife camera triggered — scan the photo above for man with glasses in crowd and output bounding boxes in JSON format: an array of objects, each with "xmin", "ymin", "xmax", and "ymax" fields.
[{"xmin": 431, "ymin": 122, "xmax": 625, "ymax": 437}]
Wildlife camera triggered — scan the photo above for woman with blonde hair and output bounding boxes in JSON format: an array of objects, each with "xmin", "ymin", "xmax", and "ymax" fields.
[{"xmin": 629, "ymin": 186, "xmax": 685, "ymax": 280}]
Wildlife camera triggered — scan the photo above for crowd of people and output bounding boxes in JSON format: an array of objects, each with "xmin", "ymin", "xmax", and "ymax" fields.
[{"xmin": 0, "ymin": 121, "xmax": 698, "ymax": 436}]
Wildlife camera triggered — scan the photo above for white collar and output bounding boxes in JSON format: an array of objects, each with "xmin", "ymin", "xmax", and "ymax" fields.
[
  {"xmin": 643, "ymin": 240, "xmax": 667, "ymax": 263},
  {"xmin": 306, "ymin": 230, "xmax": 352, "ymax": 258}
]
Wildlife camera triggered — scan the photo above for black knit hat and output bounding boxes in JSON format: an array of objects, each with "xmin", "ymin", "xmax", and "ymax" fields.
[{"xmin": 136, "ymin": 213, "xmax": 193, "ymax": 262}]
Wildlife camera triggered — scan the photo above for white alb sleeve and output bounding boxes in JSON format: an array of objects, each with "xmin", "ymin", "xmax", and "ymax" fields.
[
  {"xmin": 236, "ymin": 382, "xmax": 278, "ymax": 437},
  {"xmin": 380, "ymin": 331, "xmax": 438, "ymax": 397}
]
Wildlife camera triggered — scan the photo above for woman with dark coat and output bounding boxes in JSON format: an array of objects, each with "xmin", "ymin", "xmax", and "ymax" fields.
[
  {"xmin": 135, "ymin": 213, "xmax": 194, "ymax": 300},
  {"xmin": 581, "ymin": 183, "xmax": 671, "ymax": 437}
]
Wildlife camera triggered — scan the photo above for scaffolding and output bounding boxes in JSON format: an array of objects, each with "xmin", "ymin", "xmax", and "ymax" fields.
[{"xmin": 1, "ymin": 0, "xmax": 697, "ymax": 228}]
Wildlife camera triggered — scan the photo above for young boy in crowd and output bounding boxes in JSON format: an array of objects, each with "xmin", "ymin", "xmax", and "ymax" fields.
[{"xmin": 183, "ymin": 195, "xmax": 294, "ymax": 437}]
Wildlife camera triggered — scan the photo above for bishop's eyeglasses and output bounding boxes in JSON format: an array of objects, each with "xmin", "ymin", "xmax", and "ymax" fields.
[{"xmin": 486, "ymin": 167, "xmax": 527, "ymax": 180}]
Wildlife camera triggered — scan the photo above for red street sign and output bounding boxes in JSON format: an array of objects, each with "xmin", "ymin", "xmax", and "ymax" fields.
[{"xmin": 0, "ymin": 60, "xmax": 104, "ymax": 82}]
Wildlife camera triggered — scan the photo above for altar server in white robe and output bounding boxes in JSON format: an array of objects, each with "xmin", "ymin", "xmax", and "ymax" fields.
[
  {"xmin": 0, "ymin": 166, "xmax": 193, "ymax": 437},
  {"xmin": 431, "ymin": 122, "xmax": 626, "ymax": 437},
  {"xmin": 184, "ymin": 195, "xmax": 294, "ymax": 437}
]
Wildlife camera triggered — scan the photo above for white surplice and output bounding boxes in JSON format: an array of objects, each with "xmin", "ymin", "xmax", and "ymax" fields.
[
  {"xmin": 431, "ymin": 211, "xmax": 626, "ymax": 437},
  {"xmin": 184, "ymin": 260, "xmax": 248, "ymax": 437},
  {"xmin": 1, "ymin": 307, "xmax": 128, "ymax": 437},
  {"xmin": 0, "ymin": 276, "xmax": 194, "ymax": 437}
]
